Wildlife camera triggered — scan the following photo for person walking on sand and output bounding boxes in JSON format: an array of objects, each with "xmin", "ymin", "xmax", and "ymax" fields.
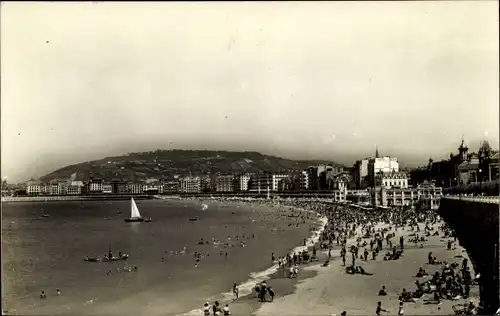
[
  {"xmin": 398, "ymin": 302, "xmax": 404, "ymax": 315},
  {"xmin": 268, "ymin": 286, "xmax": 275, "ymax": 302},
  {"xmin": 376, "ymin": 301, "xmax": 389, "ymax": 315}
]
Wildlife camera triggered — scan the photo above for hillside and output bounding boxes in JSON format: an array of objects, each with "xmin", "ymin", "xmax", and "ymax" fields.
[{"xmin": 39, "ymin": 150, "xmax": 344, "ymax": 182}]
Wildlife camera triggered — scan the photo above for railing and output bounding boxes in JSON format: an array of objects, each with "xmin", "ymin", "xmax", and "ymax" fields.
[
  {"xmin": 443, "ymin": 180, "xmax": 499, "ymax": 196},
  {"xmin": 443, "ymin": 195, "xmax": 500, "ymax": 204}
]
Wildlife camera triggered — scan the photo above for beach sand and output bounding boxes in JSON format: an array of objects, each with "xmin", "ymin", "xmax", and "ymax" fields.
[{"xmin": 228, "ymin": 222, "xmax": 479, "ymax": 316}]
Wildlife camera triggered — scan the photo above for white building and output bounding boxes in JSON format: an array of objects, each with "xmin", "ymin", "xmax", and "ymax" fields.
[
  {"xmin": 332, "ymin": 178, "xmax": 347, "ymax": 202},
  {"xmin": 272, "ymin": 174, "xmax": 289, "ymax": 191},
  {"xmin": 179, "ymin": 176, "xmax": 202, "ymax": 193},
  {"xmin": 236, "ymin": 174, "xmax": 251, "ymax": 191},
  {"xmin": 102, "ymin": 184, "xmax": 113, "ymax": 194},
  {"xmin": 89, "ymin": 180, "xmax": 103, "ymax": 193},
  {"xmin": 26, "ymin": 181, "xmax": 43, "ymax": 195},
  {"xmin": 377, "ymin": 172, "xmax": 409, "ymax": 189},
  {"xmin": 68, "ymin": 181, "xmax": 84, "ymax": 195},
  {"xmin": 57, "ymin": 181, "xmax": 69, "ymax": 195},
  {"xmin": 128, "ymin": 184, "xmax": 144, "ymax": 194},
  {"xmin": 368, "ymin": 157, "xmax": 399, "ymax": 186},
  {"xmin": 300, "ymin": 170, "xmax": 309, "ymax": 190}
]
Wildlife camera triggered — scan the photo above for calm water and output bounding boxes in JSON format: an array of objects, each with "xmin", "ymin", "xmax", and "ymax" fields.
[{"xmin": 2, "ymin": 199, "xmax": 317, "ymax": 315}]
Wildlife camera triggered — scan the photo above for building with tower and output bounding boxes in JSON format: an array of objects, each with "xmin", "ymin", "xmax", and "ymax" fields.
[
  {"xmin": 411, "ymin": 137, "xmax": 499, "ymax": 187},
  {"xmin": 367, "ymin": 147, "xmax": 399, "ymax": 187}
]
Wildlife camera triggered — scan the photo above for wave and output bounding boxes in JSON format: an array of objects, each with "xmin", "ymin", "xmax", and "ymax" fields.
[{"xmin": 180, "ymin": 208, "xmax": 329, "ymax": 316}]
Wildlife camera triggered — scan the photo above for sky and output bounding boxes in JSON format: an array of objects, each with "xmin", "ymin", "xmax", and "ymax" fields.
[{"xmin": 1, "ymin": 1, "xmax": 498, "ymax": 183}]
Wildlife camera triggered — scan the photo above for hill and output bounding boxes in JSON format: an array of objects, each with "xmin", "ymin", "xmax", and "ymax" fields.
[{"xmin": 39, "ymin": 149, "xmax": 344, "ymax": 182}]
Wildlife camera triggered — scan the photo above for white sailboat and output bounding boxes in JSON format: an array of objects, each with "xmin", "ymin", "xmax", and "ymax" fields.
[{"xmin": 124, "ymin": 198, "xmax": 151, "ymax": 222}]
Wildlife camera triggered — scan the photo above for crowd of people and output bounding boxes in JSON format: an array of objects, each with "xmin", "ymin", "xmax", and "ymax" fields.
[{"xmin": 195, "ymin": 198, "xmax": 484, "ymax": 316}]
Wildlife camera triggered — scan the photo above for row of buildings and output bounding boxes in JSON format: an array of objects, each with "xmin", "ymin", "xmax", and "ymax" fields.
[
  {"xmin": 25, "ymin": 138, "xmax": 494, "ymax": 210},
  {"xmin": 410, "ymin": 139, "xmax": 499, "ymax": 187},
  {"xmin": 24, "ymin": 168, "xmax": 351, "ymax": 202}
]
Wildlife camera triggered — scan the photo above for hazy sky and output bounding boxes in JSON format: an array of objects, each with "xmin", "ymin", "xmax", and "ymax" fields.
[{"xmin": 1, "ymin": 2, "xmax": 498, "ymax": 182}]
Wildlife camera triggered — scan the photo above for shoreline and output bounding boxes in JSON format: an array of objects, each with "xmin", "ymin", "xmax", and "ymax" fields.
[
  {"xmin": 1, "ymin": 195, "xmax": 154, "ymax": 203},
  {"xmin": 251, "ymin": 222, "xmax": 479, "ymax": 316},
  {"xmin": 2, "ymin": 198, "xmax": 325, "ymax": 316},
  {"xmin": 180, "ymin": 199, "xmax": 329, "ymax": 316}
]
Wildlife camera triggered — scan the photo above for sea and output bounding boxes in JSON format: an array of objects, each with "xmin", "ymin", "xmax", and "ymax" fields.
[{"xmin": 1, "ymin": 199, "xmax": 325, "ymax": 315}]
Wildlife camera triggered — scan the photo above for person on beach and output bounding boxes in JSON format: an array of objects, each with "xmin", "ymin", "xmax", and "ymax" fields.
[
  {"xmin": 212, "ymin": 301, "xmax": 221, "ymax": 315},
  {"xmin": 40, "ymin": 290, "xmax": 46, "ymax": 299},
  {"xmin": 223, "ymin": 304, "xmax": 231, "ymax": 316},
  {"xmin": 376, "ymin": 301, "xmax": 389, "ymax": 315},
  {"xmin": 398, "ymin": 301, "xmax": 404, "ymax": 315},
  {"xmin": 203, "ymin": 303, "xmax": 211, "ymax": 316},
  {"xmin": 233, "ymin": 283, "xmax": 239, "ymax": 299},
  {"xmin": 378, "ymin": 285, "xmax": 387, "ymax": 296},
  {"xmin": 268, "ymin": 286, "xmax": 275, "ymax": 302}
]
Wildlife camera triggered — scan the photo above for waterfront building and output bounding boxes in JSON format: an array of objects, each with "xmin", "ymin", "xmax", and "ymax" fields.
[
  {"xmin": 179, "ymin": 176, "xmax": 202, "ymax": 193},
  {"xmin": 26, "ymin": 180, "xmax": 43, "ymax": 196},
  {"xmin": 367, "ymin": 155, "xmax": 399, "ymax": 187},
  {"xmin": 353, "ymin": 159, "xmax": 370, "ymax": 189},
  {"xmin": 111, "ymin": 181, "xmax": 129, "ymax": 194},
  {"xmin": 248, "ymin": 173, "xmax": 272, "ymax": 192},
  {"xmin": 300, "ymin": 170, "xmax": 309, "ymax": 190},
  {"xmin": 272, "ymin": 174, "xmax": 289, "ymax": 191},
  {"xmin": 215, "ymin": 175, "xmax": 235, "ymax": 192},
  {"xmin": 67, "ymin": 181, "xmax": 84, "ymax": 195},
  {"xmin": 370, "ymin": 180, "xmax": 442, "ymax": 209},
  {"xmin": 102, "ymin": 183, "xmax": 113, "ymax": 194},
  {"xmin": 128, "ymin": 183, "xmax": 145, "ymax": 195},
  {"xmin": 163, "ymin": 180, "xmax": 180, "ymax": 193},
  {"xmin": 235, "ymin": 174, "xmax": 251, "ymax": 191},
  {"xmin": 376, "ymin": 171, "xmax": 409, "ymax": 189},
  {"xmin": 201, "ymin": 176, "xmax": 212, "ymax": 193},
  {"xmin": 411, "ymin": 138, "xmax": 498, "ymax": 187},
  {"xmin": 305, "ymin": 166, "xmax": 318, "ymax": 190},
  {"xmin": 57, "ymin": 181, "xmax": 69, "ymax": 195},
  {"xmin": 89, "ymin": 178, "xmax": 103, "ymax": 194},
  {"xmin": 346, "ymin": 189, "xmax": 371, "ymax": 204},
  {"xmin": 416, "ymin": 181, "xmax": 443, "ymax": 210}
]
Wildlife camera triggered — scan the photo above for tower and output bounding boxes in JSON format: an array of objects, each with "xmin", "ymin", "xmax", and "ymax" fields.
[
  {"xmin": 375, "ymin": 145, "xmax": 380, "ymax": 158},
  {"xmin": 458, "ymin": 136, "xmax": 469, "ymax": 162}
]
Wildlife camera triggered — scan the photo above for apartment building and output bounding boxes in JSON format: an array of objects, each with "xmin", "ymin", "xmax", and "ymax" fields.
[
  {"xmin": 102, "ymin": 183, "xmax": 113, "ymax": 194},
  {"xmin": 235, "ymin": 174, "xmax": 251, "ymax": 191},
  {"xmin": 179, "ymin": 176, "xmax": 202, "ymax": 193},
  {"xmin": 272, "ymin": 174, "xmax": 289, "ymax": 191},
  {"xmin": 248, "ymin": 173, "xmax": 272, "ymax": 192},
  {"xmin": 215, "ymin": 175, "xmax": 235, "ymax": 192}
]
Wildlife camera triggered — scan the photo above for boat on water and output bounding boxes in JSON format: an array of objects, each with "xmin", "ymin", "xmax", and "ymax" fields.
[
  {"xmin": 83, "ymin": 253, "xmax": 129, "ymax": 262},
  {"xmin": 102, "ymin": 253, "xmax": 129, "ymax": 262},
  {"xmin": 42, "ymin": 214, "xmax": 50, "ymax": 218},
  {"xmin": 189, "ymin": 216, "xmax": 199, "ymax": 221},
  {"xmin": 124, "ymin": 198, "xmax": 151, "ymax": 222}
]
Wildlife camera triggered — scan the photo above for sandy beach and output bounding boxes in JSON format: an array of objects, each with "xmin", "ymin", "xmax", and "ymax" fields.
[{"xmin": 240, "ymin": 221, "xmax": 479, "ymax": 316}]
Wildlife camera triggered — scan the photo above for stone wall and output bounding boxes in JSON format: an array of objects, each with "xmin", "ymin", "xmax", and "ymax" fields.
[{"xmin": 439, "ymin": 197, "xmax": 499, "ymax": 314}]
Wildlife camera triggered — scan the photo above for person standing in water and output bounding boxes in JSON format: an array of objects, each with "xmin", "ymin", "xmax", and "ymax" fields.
[{"xmin": 233, "ymin": 283, "xmax": 239, "ymax": 299}]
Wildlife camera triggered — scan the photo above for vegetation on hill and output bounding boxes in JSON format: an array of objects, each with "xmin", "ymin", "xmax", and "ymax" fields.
[{"xmin": 39, "ymin": 149, "xmax": 343, "ymax": 182}]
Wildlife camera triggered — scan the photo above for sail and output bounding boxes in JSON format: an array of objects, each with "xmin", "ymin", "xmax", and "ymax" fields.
[{"xmin": 130, "ymin": 198, "xmax": 142, "ymax": 218}]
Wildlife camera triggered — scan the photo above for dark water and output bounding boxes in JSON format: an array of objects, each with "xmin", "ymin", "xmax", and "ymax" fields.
[{"xmin": 2, "ymin": 199, "xmax": 317, "ymax": 315}]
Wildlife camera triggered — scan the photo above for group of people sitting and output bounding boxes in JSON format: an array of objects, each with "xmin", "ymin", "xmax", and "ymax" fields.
[{"xmin": 203, "ymin": 301, "xmax": 231, "ymax": 316}]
